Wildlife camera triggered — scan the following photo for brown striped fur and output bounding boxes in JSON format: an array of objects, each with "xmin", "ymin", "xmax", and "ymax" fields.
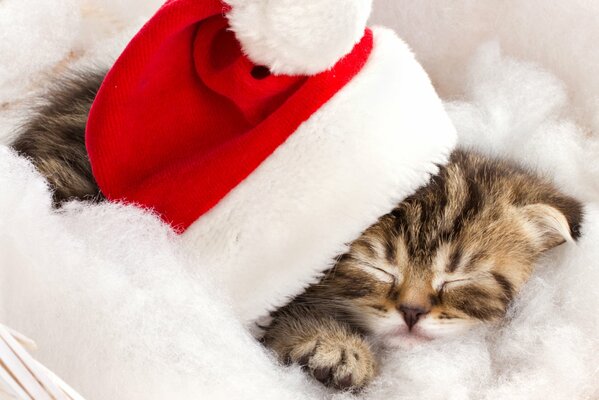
[
  {"xmin": 11, "ymin": 71, "xmax": 106, "ymax": 205},
  {"xmin": 264, "ymin": 150, "xmax": 583, "ymax": 390}
]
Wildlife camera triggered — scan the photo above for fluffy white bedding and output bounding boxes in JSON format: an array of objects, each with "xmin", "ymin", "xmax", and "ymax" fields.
[{"xmin": 1, "ymin": 1, "xmax": 598, "ymax": 399}]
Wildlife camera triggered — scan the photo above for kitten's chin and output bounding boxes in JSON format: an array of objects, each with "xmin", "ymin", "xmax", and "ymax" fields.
[
  {"xmin": 379, "ymin": 327, "xmax": 435, "ymax": 349},
  {"xmin": 377, "ymin": 322, "xmax": 475, "ymax": 349},
  {"xmin": 383, "ymin": 333, "xmax": 432, "ymax": 349},
  {"xmin": 366, "ymin": 314, "xmax": 478, "ymax": 348}
]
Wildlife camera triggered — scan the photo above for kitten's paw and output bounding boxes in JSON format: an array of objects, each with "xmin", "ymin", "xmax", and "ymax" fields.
[{"xmin": 290, "ymin": 335, "xmax": 376, "ymax": 391}]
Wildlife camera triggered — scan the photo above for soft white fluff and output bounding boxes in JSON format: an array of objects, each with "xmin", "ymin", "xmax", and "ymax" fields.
[
  {"xmin": 0, "ymin": 147, "xmax": 326, "ymax": 400},
  {"xmin": 226, "ymin": 0, "xmax": 373, "ymax": 75},
  {"xmin": 1, "ymin": 1, "xmax": 599, "ymax": 400}
]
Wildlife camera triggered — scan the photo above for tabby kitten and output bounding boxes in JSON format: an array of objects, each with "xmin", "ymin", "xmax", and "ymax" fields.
[
  {"xmin": 11, "ymin": 73, "xmax": 583, "ymax": 392},
  {"xmin": 263, "ymin": 150, "xmax": 583, "ymax": 391}
]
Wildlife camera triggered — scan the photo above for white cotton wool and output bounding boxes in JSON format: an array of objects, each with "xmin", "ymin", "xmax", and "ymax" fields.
[
  {"xmin": 0, "ymin": 0, "xmax": 79, "ymax": 101},
  {"xmin": 447, "ymin": 44, "xmax": 599, "ymax": 203},
  {"xmin": 83, "ymin": 0, "xmax": 163, "ymax": 21},
  {"xmin": 0, "ymin": 146, "xmax": 327, "ymax": 400},
  {"xmin": 73, "ymin": 0, "xmax": 163, "ymax": 63},
  {"xmin": 0, "ymin": 0, "xmax": 80, "ymax": 144},
  {"xmin": 367, "ymin": 334, "xmax": 492, "ymax": 400},
  {"xmin": 1, "ymin": 1, "xmax": 599, "ymax": 399}
]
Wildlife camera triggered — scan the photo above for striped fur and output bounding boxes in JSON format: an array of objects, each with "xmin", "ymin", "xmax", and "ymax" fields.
[
  {"xmin": 11, "ymin": 71, "xmax": 106, "ymax": 205},
  {"xmin": 264, "ymin": 150, "xmax": 583, "ymax": 390}
]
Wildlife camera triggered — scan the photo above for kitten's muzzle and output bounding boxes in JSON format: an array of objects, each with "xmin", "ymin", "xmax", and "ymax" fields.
[{"xmin": 398, "ymin": 305, "xmax": 430, "ymax": 330}]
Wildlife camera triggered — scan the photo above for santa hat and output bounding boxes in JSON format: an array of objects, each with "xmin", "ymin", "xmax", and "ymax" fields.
[{"xmin": 86, "ymin": 0, "xmax": 456, "ymax": 324}]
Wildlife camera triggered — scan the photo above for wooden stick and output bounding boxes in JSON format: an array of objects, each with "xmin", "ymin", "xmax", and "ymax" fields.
[{"xmin": 0, "ymin": 325, "xmax": 86, "ymax": 400}]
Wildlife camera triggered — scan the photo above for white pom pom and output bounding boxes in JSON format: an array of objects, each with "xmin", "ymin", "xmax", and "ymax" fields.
[{"xmin": 226, "ymin": 0, "xmax": 372, "ymax": 75}]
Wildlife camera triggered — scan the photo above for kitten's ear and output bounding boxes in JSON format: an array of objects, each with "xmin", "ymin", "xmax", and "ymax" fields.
[{"xmin": 517, "ymin": 202, "xmax": 582, "ymax": 251}]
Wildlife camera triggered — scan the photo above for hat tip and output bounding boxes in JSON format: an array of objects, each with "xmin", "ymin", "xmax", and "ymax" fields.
[{"xmin": 225, "ymin": 0, "xmax": 372, "ymax": 75}]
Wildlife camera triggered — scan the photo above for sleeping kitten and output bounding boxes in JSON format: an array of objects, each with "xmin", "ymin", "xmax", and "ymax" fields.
[
  {"xmin": 262, "ymin": 150, "xmax": 583, "ymax": 390},
  {"xmin": 11, "ymin": 73, "xmax": 583, "ymax": 392}
]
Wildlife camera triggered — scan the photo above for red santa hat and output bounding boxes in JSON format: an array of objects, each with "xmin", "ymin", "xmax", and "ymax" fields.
[{"xmin": 86, "ymin": 0, "xmax": 456, "ymax": 324}]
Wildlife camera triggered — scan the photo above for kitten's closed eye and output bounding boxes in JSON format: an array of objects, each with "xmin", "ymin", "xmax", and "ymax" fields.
[
  {"xmin": 360, "ymin": 264, "xmax": 397, "ymax": 285},
  {"xmin": 438, "ymin": 278, "xmax": 472, "ymax": 293}
]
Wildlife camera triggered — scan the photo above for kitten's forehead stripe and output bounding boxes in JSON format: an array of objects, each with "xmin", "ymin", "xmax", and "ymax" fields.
[
  {"xmin": 384, "ymin": 231, "xmax": 398, "ymax": 265},
  {"xmin": 449, "ymin": 178, "xmax": 483, "ymax": 239},
  {"xmin": 447, "ymin": 248, "xmax": 462, "ymax": 273}
]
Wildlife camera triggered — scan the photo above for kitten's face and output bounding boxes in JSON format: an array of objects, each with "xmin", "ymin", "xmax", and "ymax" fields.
[
  {"xmin": 336, "ymin": 211, "xmax": 541, "ymax": 347},
  {"xmin": 317, "ymin": 152, "xmax": 583, "ymax": 348}
]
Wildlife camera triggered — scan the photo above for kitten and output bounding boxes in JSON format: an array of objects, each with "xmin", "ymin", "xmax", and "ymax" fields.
[
  {"xmin": 11, "ymin": 73, "xmax": 583, "ymax": 392},
  {"xmin": 262, "ymin": 150, "xmax": 583, "ymax": 391}
]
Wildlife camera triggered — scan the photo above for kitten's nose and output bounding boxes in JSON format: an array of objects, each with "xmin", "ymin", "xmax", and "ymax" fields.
[{"xmin": 399, "ymin": 305, "xmax": 429, "ymax": 330}]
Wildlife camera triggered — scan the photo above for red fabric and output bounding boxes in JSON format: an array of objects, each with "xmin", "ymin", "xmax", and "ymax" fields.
[{"xmin": 86, "ymin": 0, "xmax": 373, "ymax": 231}]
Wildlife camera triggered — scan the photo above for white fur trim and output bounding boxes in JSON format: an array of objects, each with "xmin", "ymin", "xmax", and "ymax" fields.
[
  {"xmin": 225, "ymin": 0, "xmax": 372, "ymax": 75},
  {"xmin": 183, "ymin": 27, "xmax": 457, "ymax": 324}
]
